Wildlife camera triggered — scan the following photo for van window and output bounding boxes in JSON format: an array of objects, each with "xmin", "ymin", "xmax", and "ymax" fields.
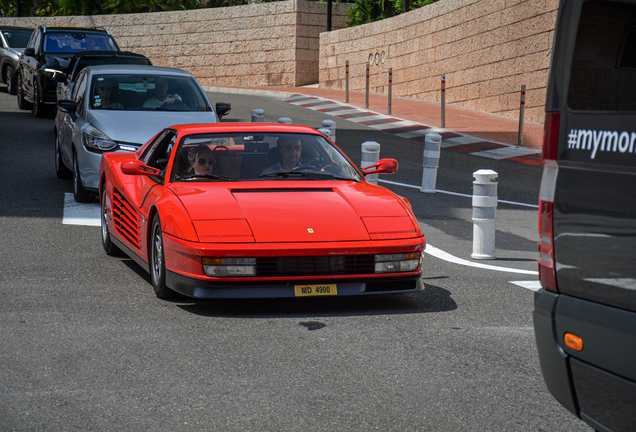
[{"xmin": 567, "ymin": 0, "xmax": 636, "ymax": 111}]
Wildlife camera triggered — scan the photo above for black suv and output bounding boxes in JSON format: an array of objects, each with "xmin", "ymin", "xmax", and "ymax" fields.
[
  {"xmin": 15, "ymin": 25, "xmax": 120, "ymax": 117},
  {"xmin": 534, "ymin": 0, "xmax": 636, "ymax": 431},
  {"xmin": 1, "ymin": 26, "xmax": 33, "ymax": 95}
]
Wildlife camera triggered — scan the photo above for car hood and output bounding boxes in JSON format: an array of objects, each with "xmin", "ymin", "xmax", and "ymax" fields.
[
  {"xmin": 169, "ymin": 182, "xmax": 420, "ymax": 243},
  {"xmin": 47, "ymin": 55, "xmax": 73, "ymax": 72},
  {"xmin": 87, "ymin": 110, "xmax": 217, "ymax": 146}
]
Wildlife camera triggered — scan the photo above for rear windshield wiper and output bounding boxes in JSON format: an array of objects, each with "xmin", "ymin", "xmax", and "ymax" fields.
[{"xmin": 175, "ymin": 174, "xmax": 237, "ymax": 181}]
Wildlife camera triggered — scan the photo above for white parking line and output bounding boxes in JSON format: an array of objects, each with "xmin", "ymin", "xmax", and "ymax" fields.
[
  {"xmin": 62, "ymin": 193, "xmax": 100, "ymax": 226},
  {"xmin": 425, "ymin": 244, "xmax": 538, "ymax": 275},
  {"xmin": 509, "ymin": 281, "xmax": 542, "ymax": 291}
]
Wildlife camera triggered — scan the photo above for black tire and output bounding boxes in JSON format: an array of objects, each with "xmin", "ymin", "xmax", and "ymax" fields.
[
  {"xmin": 33, "ymin": 81, "xmax": 49, "ymax": 118},
  {"xmin": 55, "ymin": 134, "xmax": 72, "ymax": 179},
  {"xmin": 101, "ymin": 187, "xmax": 121, "ymax": 256},
  {"xmin": 73, "ymin": 151, "xmax": 91, "ymax": 203},
  {"xmin": 150, "ymin": 214, "xmax": 174, "ymax": 299},
  {"xmin": 16, "ymin": 72, "xmax": 32, "ymax": 110},
  {"xmin": 6, "ymin": 65, "xmax": 16, "ymax": 96}
]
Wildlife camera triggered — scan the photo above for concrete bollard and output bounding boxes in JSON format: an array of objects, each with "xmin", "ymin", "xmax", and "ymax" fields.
[
  {"xmin": 278, "ymin": 117, "xmax": 292, "ymax": 124},
  {"xmin": 420, "ymin": 133, "xmax": 442, "ymax": 193},
  {"xmin": 361, "ymin": 141, "xmax": 381, "ymax": 185},
  {"xmin": 321, "ymin": 119, "xmax": 336, "ymax": 143},
  {"xmin": 318, "ymin": 127, "xmax": 332, "ymax": 140},
  {"xmin": 471, "ymin": 169, "xmax": 498, "ymax": 260},
  {"xmin": 251, "ymin": 109, "xmax": 265, "ymax": 122}
]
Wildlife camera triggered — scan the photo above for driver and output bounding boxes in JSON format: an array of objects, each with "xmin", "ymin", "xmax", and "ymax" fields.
[
  {"xmin": 261, "ymin": 137, "xmax": 302, "ymax": 175},
  {"xmin": 188, "ymin": 145, "xmax": 216, "ymax": 175},
  {"xmin": 143, "ymin": 77, "xmax": 182, "ymax": 108}
]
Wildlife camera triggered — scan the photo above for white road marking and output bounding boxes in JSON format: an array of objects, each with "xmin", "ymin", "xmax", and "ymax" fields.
[
  {"xmin": 509, "ymin": 281, "xmax": 542, "ymax": 291},
  {"xmin": 425, "ymin": 244, "xmax": 539, "ymax": 275},
  {"xmin": 62, "ymin": 193, "xmax": 100, "ymax": 226}
]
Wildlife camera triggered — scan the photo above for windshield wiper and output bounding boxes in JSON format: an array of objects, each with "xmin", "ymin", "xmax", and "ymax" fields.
[
  {"xmin": 175, "ymin": 174, "xmax": 237, "ymax": 181},
  {"xmin": 259, "ymin": 171, "xmax": 353, "ymax": 180}
]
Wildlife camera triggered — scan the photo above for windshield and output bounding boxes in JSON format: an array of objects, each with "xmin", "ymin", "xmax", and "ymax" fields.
[
  {"xmin": 90, "ymin": 74, "xmax": 212, "ymax": 112},
  {"xmin": 171, "ymin": 132, "xmax": 362, "ymax": 182},
  {"xmin": 2, "ymin": 30, "xmax": 31, "ymax": 48},
  {"xmin": 44, "ymin": 33, "xmax": 118, "ymax": 53}
]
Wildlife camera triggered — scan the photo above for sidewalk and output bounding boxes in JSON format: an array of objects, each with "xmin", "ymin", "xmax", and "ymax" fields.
[{"xmin": 205, "ymin": 85, "xmax": 545, "ymax": 166}]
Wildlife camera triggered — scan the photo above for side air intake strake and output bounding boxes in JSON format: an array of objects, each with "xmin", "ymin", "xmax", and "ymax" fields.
[{"xmin": 112, "ymin": 189, "xmax": 141, "ymax": 250}]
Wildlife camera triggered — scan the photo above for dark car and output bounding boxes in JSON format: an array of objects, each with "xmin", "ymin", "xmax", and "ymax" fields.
[
  {"xmin": 15, "ymin": 25, "xmax": 120, "ymax": 117},
  {"xmin": 56, "ymin": 51, "xmax": 152, "ymax": 102},
  {"xmin": 0, "ymin": 26, "xmax": 33, "ymax": 95},
  {"xmin": 534, "ymin": 0, "xmax": 636, "ymax": 431}
]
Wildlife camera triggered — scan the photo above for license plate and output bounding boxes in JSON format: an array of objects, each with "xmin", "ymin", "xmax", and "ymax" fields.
[{"xmin": 294, "ymin": 284, "xmax": 338, "ymax": 296}]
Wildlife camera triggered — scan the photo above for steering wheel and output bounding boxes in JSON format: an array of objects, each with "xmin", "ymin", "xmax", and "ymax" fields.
[
  {"xmin": 213, "ymin": 145, "xmax": 229, "ymax": 152},
  {"xmin": 290, "ymin": 165, "xmax": 318, "ymax": 173},
  {"xmin": 159, "ymin": 100, "xmax": 191, "ymax": 111}
]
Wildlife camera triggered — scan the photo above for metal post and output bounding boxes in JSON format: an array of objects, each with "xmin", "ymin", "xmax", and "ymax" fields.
[
  {"xmin": 327, "ymin": 0, "xmax": 332, "ymax": 31},
  {"xmin": 471, "ymin": 170, "xmax": 498, "ymax": 260},
  {"xmin": 441, "ymin": 74, "xmax": 446, "ymax": 128},
  {"xmin": 251, "ymin": 109, "xmax": 264, "ymax": 122},
  {"xmin": 518, "ymin": 84, "xmax": 526, "ymax": 146},
  {"xmin": 388, "ymin": 68, "xmax": 392, "ymax": 115},
  {"xmin": 365, "ymin": 63, "xmax": 370, "ymax": 109},
  {"xmin": 321, "ymin": 119, "xmax": 336, "ymax": 143},
  {"xmin": 361, "ymin": 141, "xmax": 381, "ymax": 185},
  {"xmin": 404, "ymin": 0, "xmax": 409, "ymax": 13},
  {"xmin": 17, "ymin": 0, "xmax": 22, "ymax": 16},
  {"xmin": 345, "ymin": 60, "xmax": 349, "ymax": 103},
  {"xmin": 278, "ymin": 117, "xmax": 292, "ymax": 124},
  {"xmin": 420, "ymin": 133, "xmax": 442, "ymax": 193}
]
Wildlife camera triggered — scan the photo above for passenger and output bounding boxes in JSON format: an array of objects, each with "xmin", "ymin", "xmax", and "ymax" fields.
[
  {"xmin": 94, "ymin": 78, "xmax": 123, "ymax": 110},
  {"xmin": 261, "ymin": 137, "xmax": 302, "ymax": 175},
  {"xmin": 188, "ymin": 145, "xmax": 216, "ymax": 175},
  {"xmin": 143, "ymin": 77, "xmax": 182, "ymax": 108}
]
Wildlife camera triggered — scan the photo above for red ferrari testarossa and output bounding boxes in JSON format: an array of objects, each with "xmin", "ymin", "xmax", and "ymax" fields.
[{"xmin": 99, "ymin": 123, "xmax": 426, "ymax": 299}]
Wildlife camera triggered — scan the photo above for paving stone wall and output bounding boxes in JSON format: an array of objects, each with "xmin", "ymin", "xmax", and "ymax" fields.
[
  {"xmin": 0, "ymin": 0, "xmax": 351, "ymax": 87},
  {"xmin": 319, "ymin": 0, "xmax": 558, "ymax": 123}
]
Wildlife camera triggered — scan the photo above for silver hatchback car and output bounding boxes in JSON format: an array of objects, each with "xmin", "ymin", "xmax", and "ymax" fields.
[{"xmin": 54, "ymin": 64, "xmax": 230, "ymax": 202}]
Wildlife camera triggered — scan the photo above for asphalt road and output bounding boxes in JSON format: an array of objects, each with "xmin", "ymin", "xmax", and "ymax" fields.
[{"xmin": 0, "ymin": 86, "xmax": 590, "ymax": 431}]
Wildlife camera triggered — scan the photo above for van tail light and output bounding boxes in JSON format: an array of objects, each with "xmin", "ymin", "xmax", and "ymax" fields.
[{"xmin": 538, "ymin": 112, "xmax": 560, "ymax": 293}]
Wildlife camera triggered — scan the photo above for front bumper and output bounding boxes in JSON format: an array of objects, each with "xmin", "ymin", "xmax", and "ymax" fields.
[{"xmin": 166, "ymin": 271, "xmax": 423, "ymax": 299}]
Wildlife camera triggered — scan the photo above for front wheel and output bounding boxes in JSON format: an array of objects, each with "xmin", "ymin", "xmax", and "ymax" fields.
[
  {"xmin": 33, "ymin": 81, "xmax": 50, "ymax": 118},
  {"xmin": 150, "ymin": 214, "xmax": 174, "ymax": 299},
  {"xmin": 101, "ymin": 187, "xmax": 121, "ymax": 256},
  {"xmin": 73, "ymin": 151, "xmax": 91, "ymax": 203},
  {"xmin": 6, "ymin": 66, "xmax": 16, "ymax": 95},
  {"xmin": 55, "ymin": 135, "xmax": 72, "ymax": 179},
  {"xmin": 16, "ymin": 72, "xmax": 32, "ymax": 110}
]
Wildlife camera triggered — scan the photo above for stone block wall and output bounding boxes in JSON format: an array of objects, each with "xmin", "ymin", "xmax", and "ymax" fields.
[
  {"xmin": 320, "ymin": 0, "xmax": 559, "ymax": 123},
  {"xmin": 0, "ymin": 0, "xmax": 351, "ymax": 86}
]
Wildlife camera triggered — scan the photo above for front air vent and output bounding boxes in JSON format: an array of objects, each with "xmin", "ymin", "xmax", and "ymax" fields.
[
  {"xmin": 112, "ymin": 189, "xmax": 141, "ymax": 250},
  {"xmin": 256, "ymin": 255, "xmax": 375, "ymax": 277},
  {"xmin": 232, "ymin": 188, "xmax": 334, "ymax": 193}
]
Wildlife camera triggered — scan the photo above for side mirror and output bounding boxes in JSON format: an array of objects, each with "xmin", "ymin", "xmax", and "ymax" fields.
[
  {"xmin": 362, "ymin": 158, "xmax": 398, "ymax": 176},
  {"xmin": 23, "ymin": 48, "xmax": 35, "ymax": 57},
  {"xmin": 57, "ymin": 99, "xmax": 77, "ymax": 113},
  {"xmin": 215, "ymin": 102, "xmax": 231, "ymax": 119},
  {"xmin": 55, "ymin": 73, "xmax": 69, "ymax": 83},
  {"xmin": 121, "ymin": 160, "xmax": 161, "ymax": 177}
]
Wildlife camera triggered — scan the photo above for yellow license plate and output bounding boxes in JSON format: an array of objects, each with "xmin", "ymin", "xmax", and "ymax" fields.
[{"xmin": 294, "ymin": 284, "xmax": 338, "ymax": 296}]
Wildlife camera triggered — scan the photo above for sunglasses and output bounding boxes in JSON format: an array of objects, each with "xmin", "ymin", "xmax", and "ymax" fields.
[
  {"xmin": 98, "ymin": 86, "xmax": 112, "ymax": 91},
  {"xmin": 282, "ymin": 144, "xmax": 301, "ymax": 151},
  {"xmin": 197, "ymin": 158, "xmax": 215, "ymax": 165}
]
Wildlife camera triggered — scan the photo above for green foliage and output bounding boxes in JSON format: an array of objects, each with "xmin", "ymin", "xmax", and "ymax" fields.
[
  {"xmin": 348, "ymin": 0, "xmax": 437, "ymax": 26},
  {"xmin": 102, "ymin": 0, "xmax": 204, "ymax": 14}
]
